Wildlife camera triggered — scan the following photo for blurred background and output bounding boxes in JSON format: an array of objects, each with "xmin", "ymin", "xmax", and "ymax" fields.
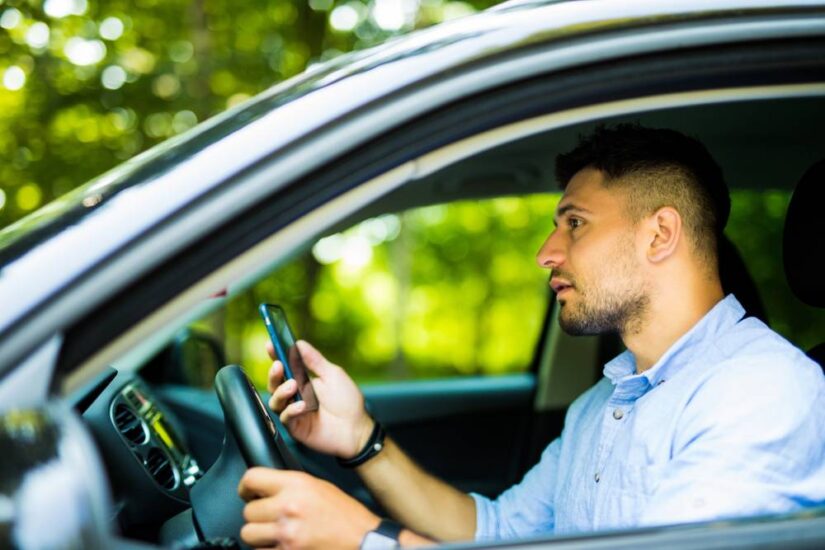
[
  {"xmin": 0, "ymin": 0, "xmax": 497, "ymax": 226},
  {"xmin": 0, "ymin": 0, "xmax": 810, "ymax": 388}
]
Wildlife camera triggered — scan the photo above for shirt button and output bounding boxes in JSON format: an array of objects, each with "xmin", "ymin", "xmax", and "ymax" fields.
[
  {"xmin": 594, "ymin": 472, "xmax": 600, "ymax": 483},
  {"xmin": 612, "ymin": 408, "xmax": 624, "ymax": 420}
]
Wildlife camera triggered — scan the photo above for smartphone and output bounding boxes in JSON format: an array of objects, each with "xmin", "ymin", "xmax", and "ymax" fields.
[{"xmin": 258, "ymin": 303, "xmax": 319, "ymax": 412}]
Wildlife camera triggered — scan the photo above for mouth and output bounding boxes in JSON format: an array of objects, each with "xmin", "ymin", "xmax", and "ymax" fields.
[{"xmin": 550, "ymin": 278, "xmax": 574, "ymax": 295}]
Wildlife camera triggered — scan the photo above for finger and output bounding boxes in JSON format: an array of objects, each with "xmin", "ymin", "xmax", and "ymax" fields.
[
  {"xmin": 238, "ymin": 467, "xmax": 292, "ymax": 501},
  {"xmin": 268, "ymin": 360, "xmax": 285, "ymax": 394},
  {"xmin": 280, "ymin": 400, "xmax": 307, "ymax": 424},
  {"xmin": 243, "ymin": 496, "xmax": 283, "ymax": 523},
  {"xmin": 240, "ymin": 521, "xmax": 282, "ymax": 548},
  {"xmin": 266, "ymin": 340, "xmax": 276, "ymax": 360},
  {"xmin": 269, "ymin": 379, "xmax": 297, "ymax": 413},
  {"xmin": 295, "ymin": 340, "xmax": 331, "ymax": 377}
]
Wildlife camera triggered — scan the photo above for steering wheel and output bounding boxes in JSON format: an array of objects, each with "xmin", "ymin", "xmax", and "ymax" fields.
[
  {"xmin": 214, "ymin": 364, "xmax": 302, "ymax": 469},
  {"xmin": 187, "ymin": 365, "xmax": 302, "ymax": 545}
]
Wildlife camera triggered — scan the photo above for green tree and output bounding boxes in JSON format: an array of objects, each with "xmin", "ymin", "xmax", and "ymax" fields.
[{"xmin": 0, "ymin": 0, "xmax": 496, "ymax": 227}]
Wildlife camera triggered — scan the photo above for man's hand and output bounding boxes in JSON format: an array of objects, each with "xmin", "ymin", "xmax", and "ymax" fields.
[
  {"xmin": 238, "ymin": 467, "xmax": 379, "ymax": 550},
  {"xmin": 268, "ymin": 340, "xmax": 373, "ymax": 459},
  {"xmin": 267, "ymin": 341, "xmax": 475, "ymax": 543}
]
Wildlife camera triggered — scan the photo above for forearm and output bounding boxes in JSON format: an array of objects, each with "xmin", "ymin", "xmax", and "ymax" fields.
[
  {"xmin": 399, "ymin": 528, "xmax": 438, "ymax": 547},
  {"xmin": 355, "ymin": 437, "xmax": 476, "ymax": 542}
]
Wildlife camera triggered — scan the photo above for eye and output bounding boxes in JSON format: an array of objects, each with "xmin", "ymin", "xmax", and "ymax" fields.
[{"xmin": 568, "ymin": 217, "xmax": 583, "ymax": 230}]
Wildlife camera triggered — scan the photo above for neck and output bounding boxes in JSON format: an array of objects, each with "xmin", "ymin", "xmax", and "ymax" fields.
[{"xmin": 622, "ymin": 274, "xmax": 725, "ymax": 374}]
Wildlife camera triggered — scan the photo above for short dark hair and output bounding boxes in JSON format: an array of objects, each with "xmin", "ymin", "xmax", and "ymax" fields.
[{"xmin": 555, "ymin": 123, "xmax": 730, "ymax": 268}]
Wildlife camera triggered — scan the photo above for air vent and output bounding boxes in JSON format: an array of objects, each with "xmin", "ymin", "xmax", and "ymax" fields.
[
  {"xmin": 122, "ymin": 386, "xmax": 144, "ymax": 411},
  {"xmin": 145, "ymin": 447, "xmax": 177, "ymax": 491},
  {"xmin": 113, "ymin": 404, "xmax": 148, "ymax": 445}
]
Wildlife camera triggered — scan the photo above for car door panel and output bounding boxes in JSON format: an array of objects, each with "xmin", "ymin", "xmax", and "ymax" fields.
[{"xmin": 364, "ymin": 374, "xmax": 536, "ymax": 496}]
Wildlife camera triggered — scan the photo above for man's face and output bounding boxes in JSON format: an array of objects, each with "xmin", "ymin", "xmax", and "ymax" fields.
[{"xmin": 536, "ymin": 167, "xmax": 649, "ymax": 336}]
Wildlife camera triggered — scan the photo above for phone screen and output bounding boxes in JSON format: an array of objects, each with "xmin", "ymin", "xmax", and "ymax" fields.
[{"xmin": 259, "ymin": 304, "xmax": 319, "ymax": 412}]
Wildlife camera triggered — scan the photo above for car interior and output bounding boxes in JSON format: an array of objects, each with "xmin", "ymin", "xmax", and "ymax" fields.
[{"xmin": 49, "ymin": 86, "xmax": 825, "ymax": 549}]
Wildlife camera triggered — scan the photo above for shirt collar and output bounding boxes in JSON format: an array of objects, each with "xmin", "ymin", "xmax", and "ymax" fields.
[{"xmin": 603, "ymin": 294, "xmax": 746, "ymax": 399}]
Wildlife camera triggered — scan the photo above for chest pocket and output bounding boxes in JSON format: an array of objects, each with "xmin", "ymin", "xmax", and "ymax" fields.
[
  {"xmin": 600, "ymin": 463, "xmax": 666, "ymax": 529},
  {"xmin": 618, "ymin": 463, "xmax": 665, "ymax": 496}
]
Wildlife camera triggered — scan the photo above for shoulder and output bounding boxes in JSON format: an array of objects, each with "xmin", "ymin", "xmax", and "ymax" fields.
[
  {"xmin": 678, "ymin": 320, "xmax": 824, "ymax": 444},
  {"xmin": 715, "ymin": 315, "xmax": 811, "ymax": 364},
  {"xmin": 707, "ymin": 316, "xmax": 823, "ymax": 398},
  {"xmin": 694, "ymin": 352, "xmax": 823, "ymax": 419}
]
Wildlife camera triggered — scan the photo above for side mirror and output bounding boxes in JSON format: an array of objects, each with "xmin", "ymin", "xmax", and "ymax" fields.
[{"xmin": 172, "ymin": 328, "xmax": 226, "ymax": 387}]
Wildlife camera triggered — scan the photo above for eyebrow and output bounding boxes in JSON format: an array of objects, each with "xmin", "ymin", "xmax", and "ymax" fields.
[{"xmin": 553, "ymin": 204, "xmax": 592, "ymax": 226}]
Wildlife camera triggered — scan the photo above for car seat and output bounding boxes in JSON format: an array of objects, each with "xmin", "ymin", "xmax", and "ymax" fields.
[
  {"xmin": 783, "ymin": 158, "xmax": 825, "ymax": 370},
  {"xmin": 719, "ymin": 234, "xmax": 769, "ymax": 325}
]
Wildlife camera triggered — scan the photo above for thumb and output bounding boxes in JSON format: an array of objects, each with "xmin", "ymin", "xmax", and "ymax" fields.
[{"xmin": 296, "ymin": 340, "xmax": 331, "ymax": 377}]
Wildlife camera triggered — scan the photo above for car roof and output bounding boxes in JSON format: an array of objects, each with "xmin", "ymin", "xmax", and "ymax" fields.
[{"xmin": 0, "ymin": 0, "xmax": 823, "ymax": 375}]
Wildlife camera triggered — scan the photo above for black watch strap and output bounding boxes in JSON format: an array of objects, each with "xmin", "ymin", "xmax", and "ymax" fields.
[
  {"xmin": 360, "ymin": 519, "xmax": 402, "ymax": 550},
  {"xmin": 338, "ymin": 421, "xmax": 387, "ymax": 468},
  {"xmin": 375, "ymin": 518, "xmax": 402, "ymax": 540}
]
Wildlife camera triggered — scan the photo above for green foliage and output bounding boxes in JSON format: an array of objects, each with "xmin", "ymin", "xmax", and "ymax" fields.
[
  {"xmin": 224, "ymin": 195, "xmax": 558, "ymax": 388},
  {"xmin": 0, "ymin": 0, "xmax": 497, "ymax": 224},
  {"xmin": 727, "ymin": 190, "xmax": 825, "ymax": 351}
]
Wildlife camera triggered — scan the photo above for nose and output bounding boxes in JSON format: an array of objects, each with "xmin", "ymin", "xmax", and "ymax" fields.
[{"xmin": 536, "ymin": 228, "xmax": 564, "ymax": 269}]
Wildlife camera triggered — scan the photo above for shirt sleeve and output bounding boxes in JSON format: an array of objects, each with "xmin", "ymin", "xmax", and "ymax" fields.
[
  {"xmin": 639, "ymin": 353, "xmax": 825, "ymax": 526},
  {"xmin": 471, "ymin": 436, "xmax": 561, "ymax": 541}
]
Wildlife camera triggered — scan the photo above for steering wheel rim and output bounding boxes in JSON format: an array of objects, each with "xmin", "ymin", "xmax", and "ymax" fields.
[
  {"xmin": 214, "ymin": 364, "xmax": 300, "ymax": 470},
  {"xmin": 187, "ymin": 365, "xmax": 304, "ymax": 546}
]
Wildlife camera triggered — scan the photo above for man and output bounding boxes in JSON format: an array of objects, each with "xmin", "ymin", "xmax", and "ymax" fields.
[{"xmin": 237, "ymin": 125, "xmax": 825, "ymax": 549}]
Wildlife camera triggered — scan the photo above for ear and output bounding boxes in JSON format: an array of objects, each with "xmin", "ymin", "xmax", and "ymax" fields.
[{"xmin": 645, "ymin": 206, "xmax": 682, "ymax": 263}]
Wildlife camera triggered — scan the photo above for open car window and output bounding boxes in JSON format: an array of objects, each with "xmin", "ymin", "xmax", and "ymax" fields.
[{"xmin": 165, "ymin": 194, "xmax": 559, "ymax": 390}]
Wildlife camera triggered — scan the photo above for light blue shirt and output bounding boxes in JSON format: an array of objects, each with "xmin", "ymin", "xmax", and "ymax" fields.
[{"xmin": 472, "ymin": 295, "xmax": 825, "ymax": 539}]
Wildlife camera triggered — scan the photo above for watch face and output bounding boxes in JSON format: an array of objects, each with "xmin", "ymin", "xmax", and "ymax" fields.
[{"xmin": 360, "ymin": 531, "xmax": 399, "ymax": 550}]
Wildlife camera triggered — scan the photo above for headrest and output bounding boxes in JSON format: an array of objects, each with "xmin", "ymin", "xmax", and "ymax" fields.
[{"xmin": 783, "ymin": 159, "xmax": 825, "ymax": 307}]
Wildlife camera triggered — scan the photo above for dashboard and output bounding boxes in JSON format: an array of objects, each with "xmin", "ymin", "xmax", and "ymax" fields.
[
  {"xmin": 110, "ymin": 382, "xmax": 203, "ymax": 497},
  {"xmin": 71, "ymin": 361, "xmax": 378, "ymax": 547},
  {"xmin": 76, "ymin": 368, "xmax": 205, "ymax": 540}
]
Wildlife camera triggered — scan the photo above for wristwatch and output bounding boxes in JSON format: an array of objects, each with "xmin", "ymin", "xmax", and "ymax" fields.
[
  {"xmin": 360, "ymin": 519, "xmax": 402, "ymax": 549},
  {"xmin": 338, "ymin": 420, "xmax": 387, "ymax": 468}
]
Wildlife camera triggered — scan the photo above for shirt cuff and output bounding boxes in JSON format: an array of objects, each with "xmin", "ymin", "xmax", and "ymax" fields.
[{"xmin": 469, "ymin": 492, "xmax": 496, "ymax": 541}]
